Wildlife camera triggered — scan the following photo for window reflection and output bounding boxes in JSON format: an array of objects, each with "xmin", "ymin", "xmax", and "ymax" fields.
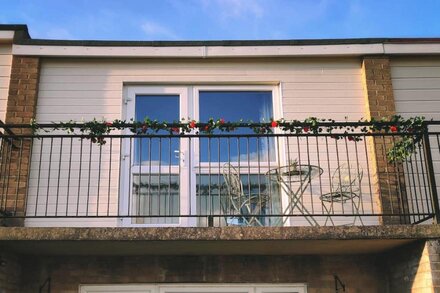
[{"xmin": 199, "ymin": 91, "xmax": 275, "ymax": 163}]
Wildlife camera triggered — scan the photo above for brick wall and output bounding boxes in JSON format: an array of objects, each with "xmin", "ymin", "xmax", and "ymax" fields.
[
  {"xmin": 0, "ymin": 56, "xmax": 39, "ymax": 224},
  {"xmin": 0, "ymin": 252, "xmax": 21, "ymax": 292},
  {"xmin": 17, "ymin": 254, "xmax": 385, "ymax": 293},
  {"xmin": 384, "ymin": 240, "xmax": 440, "ymax": 292},
  {"xmin": 361, "ymin": 56, "xmax": 408, "ymax": 224}
]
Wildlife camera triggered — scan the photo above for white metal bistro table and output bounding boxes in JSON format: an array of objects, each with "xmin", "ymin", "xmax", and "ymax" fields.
[{"xmin": 266, "ymin": 164, "xmax": 323, "ymax": 226}]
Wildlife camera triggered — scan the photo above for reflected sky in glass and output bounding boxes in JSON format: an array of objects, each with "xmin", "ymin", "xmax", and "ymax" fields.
[
  {"xmin": 199, "ymin": 91, "xmax": 274, "ymax": 163},
  {"xmin": 135, "ymin": 95, "xmax": 180, "ymax": 165}
]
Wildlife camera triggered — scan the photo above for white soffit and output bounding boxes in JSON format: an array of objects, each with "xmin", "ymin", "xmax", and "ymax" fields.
[
  {"xmin": 0, "ymin": 31, "xmax": 14, "ymax": 43},
  {"xmin": 12, "ymin": 43, "xmax": 384, "ymax": 58},
  {"xmin": 11, "ymin": 43, "xmax": 440, "ymax": 57},
  {"xmin": 384, "ymin": 43, "xmax": 440, "ymax": 54}
]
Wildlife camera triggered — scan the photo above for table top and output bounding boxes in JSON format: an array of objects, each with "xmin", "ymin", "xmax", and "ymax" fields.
[{"xmin": 266, "ymin": 164, "xmax": 323, "ymax": 183}]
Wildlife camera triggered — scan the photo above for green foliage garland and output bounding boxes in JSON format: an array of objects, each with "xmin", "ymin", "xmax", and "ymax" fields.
[{"xmin": 29, "ymin": 115, "xmax": 426, "ymax": 163}]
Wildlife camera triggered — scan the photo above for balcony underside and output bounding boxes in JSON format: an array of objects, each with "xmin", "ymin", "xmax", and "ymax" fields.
[{"xmin": 1, "ymin": 225, "xmax": 439, "ymax": 255}]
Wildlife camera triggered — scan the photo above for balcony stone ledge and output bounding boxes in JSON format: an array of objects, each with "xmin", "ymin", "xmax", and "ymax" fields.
[
  {"xmin": 1, "ymin": 224, "xmax": 440, "ymax": 241},
  {"xmin": 0, "ymin": 225, "xmax": 439, "ymax": 255}
]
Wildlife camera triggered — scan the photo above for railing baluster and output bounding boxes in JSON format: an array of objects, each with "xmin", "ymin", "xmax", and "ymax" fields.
[{"xmin": 423, "ymin": 128, "xmax": 440, "ymax": 223}]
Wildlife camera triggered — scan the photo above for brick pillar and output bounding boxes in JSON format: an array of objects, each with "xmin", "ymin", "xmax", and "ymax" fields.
[
  {"xmin": 0, "ymin": 56, "xmax": 39, "ymax": 225},
  {"xmin": 361, "ymin": 56, "xmax": 408, "ymax": 224}
]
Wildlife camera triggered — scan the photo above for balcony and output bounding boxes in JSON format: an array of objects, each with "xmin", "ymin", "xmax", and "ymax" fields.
[{"xmin": 0, "ymin": 121, "xmax": 439, "ymax": 228}]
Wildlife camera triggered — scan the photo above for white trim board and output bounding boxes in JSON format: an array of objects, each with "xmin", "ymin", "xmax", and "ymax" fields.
[
  {"xmin": 12, "ymin": 44, "xmax": 383, "ymax": 57},
  {"xmin": 79, "ymin": 283, "xmax": 307, "ymax": 293},
  {"xmin": 12, "ymin": 43, "xmax": 440, "ymax": 57}
]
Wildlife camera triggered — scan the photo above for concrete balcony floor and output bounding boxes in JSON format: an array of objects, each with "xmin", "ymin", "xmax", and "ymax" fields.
[{"xmin": 0, "ymin": 225, "xmax": 439, "ymax": 255}]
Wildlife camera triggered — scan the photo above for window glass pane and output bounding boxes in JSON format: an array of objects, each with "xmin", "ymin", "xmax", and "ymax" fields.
[
  {"xmin": 199, "ymin": 91, "xmax": 274, "ymax": 163},
  {"xmin": 196, "ymin": 174, "xmax": 281, "ymax": 227},
  {"xmin": 135, "ymin": 95, "xmax": 180, "ymax": 166},
  {"xmin": 132, "ymin": 174, "xmax": 180, "ymax": 224}
]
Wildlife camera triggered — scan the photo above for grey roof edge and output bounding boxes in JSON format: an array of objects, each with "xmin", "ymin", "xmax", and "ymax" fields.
[{"xmin": 2, "ymin": 24, "xmax": 440, "ymax": 47}]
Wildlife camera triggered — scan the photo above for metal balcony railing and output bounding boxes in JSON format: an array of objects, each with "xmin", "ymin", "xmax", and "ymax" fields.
[{"xmin": 0, "ymin": 122, "xmax": 439, "ymax": 227}]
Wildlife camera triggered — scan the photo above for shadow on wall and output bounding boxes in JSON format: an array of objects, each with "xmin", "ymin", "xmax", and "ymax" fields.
[{"xmin": 384, "ymin": 240, "xmax": 432, "ymax": 292}]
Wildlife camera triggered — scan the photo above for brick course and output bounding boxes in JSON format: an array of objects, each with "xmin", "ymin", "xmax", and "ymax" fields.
[{"xmin": 361, "ymin": 56, "xmax": 409, "ymax": 225}]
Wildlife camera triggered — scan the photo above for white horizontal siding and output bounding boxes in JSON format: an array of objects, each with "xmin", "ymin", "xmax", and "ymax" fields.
[
  {"xmin": 392, "ymin": 57, "xmax": 440, "ymax": 224},
  {"xmin": 392, "ymin": 57, "xmax": 440, "ymax": 120},
  {"xmin": 0, "ymin": 45, "xmax": 12, "ymax": 122},
  {"xmin": 28, "ymin": 57, "xmax": 372, "ymax": 227}
]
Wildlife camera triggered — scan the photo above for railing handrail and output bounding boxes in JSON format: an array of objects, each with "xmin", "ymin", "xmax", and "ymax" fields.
[{"xmin": 1, "ymin": 120, "xmax": 440, "ymax": 129}]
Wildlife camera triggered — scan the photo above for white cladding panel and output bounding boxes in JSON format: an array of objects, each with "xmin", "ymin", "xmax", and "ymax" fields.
[
  {"xmin": 0, "ymin": 45, "xmax": 12, "ymax": 122},
  {"xmin": 392, "ymin": 57, "xmax": 440, "ymax": 224},
  {"xmin": 392, "ymin": 57, "xmax": 440, "ymax": 120},
  {"xmin": 26, "ymin": 58, "xmax": 370, "ymax": 227}
]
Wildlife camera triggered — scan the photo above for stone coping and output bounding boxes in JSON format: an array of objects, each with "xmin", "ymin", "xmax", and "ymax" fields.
[{"xmin": 0, "ymin": 225, "xmax": 439, "ymax": 241}]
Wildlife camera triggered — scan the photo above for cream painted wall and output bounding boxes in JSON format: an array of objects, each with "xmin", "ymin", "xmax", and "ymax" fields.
[{"xmin": 26, "ymin": 57, "xmax": 377, "ymax": 227}]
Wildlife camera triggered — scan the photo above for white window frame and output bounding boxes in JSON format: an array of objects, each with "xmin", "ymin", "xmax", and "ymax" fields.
[
  {"xmin": 79, "ymin": 283, "xmax": 307, "ymax": 293},
  {"xmin": 121, "ymin": 84, "xmax": 286, "ymax": 227},
  {"xmin": 120, "ymin": 86, "xmax": 191, "ymax": 227}
]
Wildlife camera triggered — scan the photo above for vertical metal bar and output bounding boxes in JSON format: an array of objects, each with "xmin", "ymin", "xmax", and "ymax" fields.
[
  {"xmin": 391, "ymin": 135, "xmax": 405, "ymax": 222},
  {"xmin": 353, "ymin": 139, "xmax": 365, "ymax": 214},
  {"xmin": 403, "ymin": 154, "xmax": 415, "ymax": 223},
  {"xmin": 335, "ymin": 137, "xmax": 344, "ymax": 214},
  {"xmin": 13, "ymin": 139, "xmax": 24, "ymax": 215},
  {"xmin": 315, "ymin": 137, "xmax": 324, "ymax": 215},
  {"xmin": 256, "ymin": 136, "xmax": 263, "ymax": 223},
  {"xmin": 246, "ymin": 137, "xmax": 251, "ymax": 207},
  {"xmin": 3, "ymin": 137, "xmax": 14, "ymax": 213},
  {"xmin": 381, "ymin": 137, "xmax": 394, "ymax": 215},
  {"xmin": 86, "ymin": 140, "xmax": 93, "ymax": 216},
  {"xmin": 138, "ymin": 137, "xmax": 142, "ymax": 217},
  {"xmin": 76, "ymin": 138, "xmax": 83, "ymax": 216},
  {"xmin": 324, "ymin": 136, "xmax": 334, "ymax": 223},
  {"xmin": 44, "ymin": 138, "xmax": 53, "ymax": 216},
  {"xmin": 65, "ymin": 137, "xmax": 73, "ymax": 216},
  {"xmin": 128, "ymin": 137, "xmax": 132, "ymax": 216},
  {"xmin": 343, "ymin": 137, "xmax": 354, "ymax": 214},
  {"xmin": 187, "ymin": 137, "xmax": 190, "ymax": 224},
  {"xmin": 148, "ymin": 137, "xmax": 152, "ymax": 216},
  {"xmin": 306, "ymin": 136, "xmax": 314, "ymax": 214},
  {"xmin": 413, "ymin": 137, "xmax": 424, "ymax": 222},
  {"xmin": 107, "ymin": 137, "xmax": 112, "ymax": 216},
  {"xmin": 117, "ymin": 137, "xmax": 122, "ymax": 217},
  {"xmin": 417, "ymin": 139, "xmax": 430, "ymax": 218},
  {"xmin": 35, "ymin": 138, "xmax": 44, "ymax": 216},
  {"xmin": 168, "ymin": 137, "xmax": 172, "ymax": 219},
  {"xmin": 23, "ymin": 137, "xmax": 34, "ymax": 218},
  {"xmin": 0, "ymin": 135, "xmax": 7, "ymax": 211},
  {"xmin": 296, "ymin": 137, "xmax": 303, "ymax": 212},
  {"xmin": 363, "ymin": 135, "xmax": 374, "ymax": 213},
  {"xmin": 217, "ymin": 137, "xmax": 221, "ymax": 227},
  {"xmin": 198, "ymin": 137, "xmax": 203, "ymax": 226},
  {"xmin": 208, "ymin": 137, "xmax": 212, "ymax": 216},
  {"xmin": 55, "ymin": 138, "xmax": 63, "ymax": 216},
  {"xmin": 96, "ymin": 142, "xmax": 103, "ymax": 216},
  {"xmin": 284, "ymin": 135, "xmax": 292, "ymax": 225},
  {"xmin": 423, "ymin": 130, "xmax": 440, "ymax": 223},
  {"xmin": 158, "ymin": 137, "xmax": 162, "ymax": 217},
  {"xmin": 408, "ymin": 142, "xmax": 420, "ymax": 221}
]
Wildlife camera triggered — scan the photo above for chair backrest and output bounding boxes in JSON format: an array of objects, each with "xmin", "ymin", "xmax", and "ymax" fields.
[
  {"xmin": 222, "ymin": 163, "xmax": 245, "ymax": 211},
  {"xmin": 331, "ymin": 163, "xmax": 363, "ymax": 194},
  {"xmin": 222, "ymin": 163, "xmax": 244, "ymax": 195}
]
